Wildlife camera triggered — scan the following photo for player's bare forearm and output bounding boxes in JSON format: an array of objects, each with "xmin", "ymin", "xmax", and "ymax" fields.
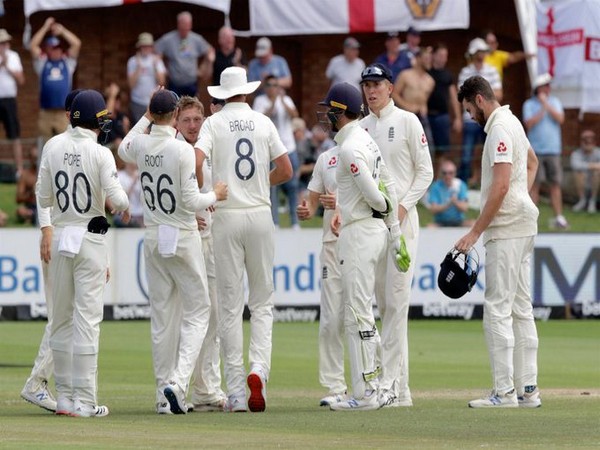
[
  {"xmin": 526, "ymin": 146, "xmax": 538, "ymax": 191},
  {"xmin": 270, "ymin": 154, "xmax": 293, "ymax": 185}
]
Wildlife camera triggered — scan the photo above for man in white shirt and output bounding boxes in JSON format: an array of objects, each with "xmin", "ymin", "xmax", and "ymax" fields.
[
  {"xmin": 360, "ymin": 63, "xmax": 433, "ymax": 408},
  {"xmin": 119, "ymin": 90, "xmax": 227, "ymax": 415},
  {"xmin": 37, "ymin": 90, "xmax": 130, "ymax": 417},
  {"xmin": 196, "ymin": 67, "xmax": 292, "ymax": 412},
  {"xmin": 325, "ymin": 37, "xmax": 365, "ymax": 91},
  {"xmin": 455, "ymin": 75, "xmax": 541, "ymax": 409}
]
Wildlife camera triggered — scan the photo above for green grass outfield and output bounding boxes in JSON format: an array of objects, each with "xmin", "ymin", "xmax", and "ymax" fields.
[{"xmin": 0, "ymin": 320, "xmax": 598, "ymax": 449}]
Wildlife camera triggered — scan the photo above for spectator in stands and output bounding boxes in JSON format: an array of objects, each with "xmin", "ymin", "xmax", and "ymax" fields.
[
  {"xmin": 571, "ymin": 129, "xmax": 600, "ymax": 213},
  {"xmin": 298, "ymin": 125, "xmax": 335, "ymax": 192},
  {"xmin": 103, "ymin": 83, "xmax": 130, "ymax": 157},
  {"xmin": 523, "ymin": 73, "xmax": 568, "ymax": 229},
  {"xmin": 392, "ymin": 47, "xmax": 435, "ymax": 149},
  {"xmin": 374, "ymin": 32, "xmax": 411, "ymax": 83},
  {"xmin": 155, "ymin": 11, "xmax": 215, "ymax": 97},
  {"xmin": 0, "ymin": 29, "xmax": 25, "ymax": 178},
  {"xmin": 399, "ymin": 26, "xmax": 422, "ymax": 63},
  {"xmin": 248, "ymin": 37, "xmax": 292, "ymax": 95},
  {"xmin": 427, "ymin": 43, "xmax": 462, "ymax": 158},
  {"xmin": 115, "ymin": 162, "xmax": 143, "ymax": 227},
  {"xmin": 426, "ymin": 159, "xmax": 474, "ymax": 227},
  {"xmin": 253, "ymin": 75, "xmax": 300, "ymax": 228},
  {"xmin": 29, "ymin": 17, "xmax": 81, "ymax": 143},
  {"xmin": 457, "ymin": 38, "xmax": 502, "ymax": 185},
  {"xmin": 16, "ymin": 146, "xmax": 39, "ymax": 225},
  {"xmin": 212, "ymin": 26, "xmax": 246, "ymax": 86},
  {"xmin": 127, "ymin": 32, "xmax": 166, "ymax": 124},
  {"xmin": 483, "ymin": 29, "xmax": 534, "ymax": 81},
  {"xmin": 325, "ymin": 37, "xmax": 365, "ymax": 91}
]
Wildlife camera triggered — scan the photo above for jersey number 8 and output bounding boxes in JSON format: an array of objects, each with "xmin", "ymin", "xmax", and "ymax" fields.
[
  {"xmin": 234, "ymin": 138, "xmax": 255, "ymax": 181},
  {"xmin": 55, "ymin": 170, "xmax": 92, "ymax": 214}
]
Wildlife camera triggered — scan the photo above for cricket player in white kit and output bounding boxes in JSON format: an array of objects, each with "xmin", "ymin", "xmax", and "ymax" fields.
[
  {"xmin": 318, "ymin": 83, "xmax": 407, "ymax": 411},
  {"xmin": 296, "ymin": 146, "xmax": 347, "ymax": 406},
  {"xmin": 36, "ymin": 89, "xmax": 130, "ymax": 417},
  {"xmin": 174, "ymin": 95, "xmax": 226, "ymax": 412},
  {"xmin": 21, "ymin": 89, "xmax": 83, "ymax": 413},
  {"xmin": 359, "ymin": 63, "xmax": 433, "ymax": 407},
  {"xmin": 196, "ymin": 67, "xmax": 292, "ymax": 412},
  {"xmin": 455, "ymin": 76, "xmax": 541, "ymax": 408},
  {"xmin": 119, "ymin": 90, "xmax": 227, "ymax": 415}
]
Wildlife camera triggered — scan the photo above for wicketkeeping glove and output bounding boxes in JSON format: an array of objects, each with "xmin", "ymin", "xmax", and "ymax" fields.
[
  {"xmin": 389, "ymin": 223, "xmax": 410, "ymax": 273},
  {"xmin": 378, "ymin": 180, "xmax": 392, "ymax": 217}
]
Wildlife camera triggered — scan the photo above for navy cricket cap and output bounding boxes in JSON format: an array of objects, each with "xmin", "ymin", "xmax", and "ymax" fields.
[
  {"xmin": 407, "ymin": 26, "xmax": 421, "ymax": 36},
  {"xmin": 149, "ymin": 90, "xmax": 179, "ymax": 114},
  {"xmin": 319, "ymin": 82, "xmax": 363, "ymax": 115},
  {"xmin": 64, "ymin": 89, "xmax": 83, "ymax": 112},
  {"xmin": 70, "ymin": 90, "xmax": 108, "ymax": 123},
  {"xmin": 360, "ymin": 63, "xmax": 392, "ymax": 83}
]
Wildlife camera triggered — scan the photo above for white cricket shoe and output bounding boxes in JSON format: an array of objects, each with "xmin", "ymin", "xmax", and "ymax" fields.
[
  {"xmin": 379, "ymin": 390, "xmax": 413, "ymax": 408},
  {"xmin": 518, "ymin": 386, "xmax": 542, "ymax": 408},
  {"xmin": 163, "ymin": 382, "xmax": 187, "ymax": 415},
  {"xmin": 330, "ymin": 390, "xmax": 381, "ymax": 411},
  {"xmin": 319, "ymin": 392, "xmax": 347, "ymax": 407},
  {"xmin": 21, "ymin": 379, "xmax": 57, "ymax": 412},
  {"xmin": 193, "ymin": 397, "xmax": 226, "ymax": 412},
  {"xmin": 72, "ymin": 400, "xmax": 109, "ymax": 417},
  {"xmin": 156, "ymin": 402, "xmax": 172, "ymax": 415},
  {"xmin": 468, "ymin": 389, "xmax": 518, "ymax": 408},
  {"xmin": 223, "ymin": 393, "xmax": 247, "ymax": 412},
  {"xmin": 55, "ymin": 396, "xmax": 75, "ymax": 416},
  {"xmin": 247, "ymin": 367, "xmax": 267, "ymax": 412}
]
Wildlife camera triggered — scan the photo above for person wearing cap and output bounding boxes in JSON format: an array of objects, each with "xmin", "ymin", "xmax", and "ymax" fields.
[
  {"xmin": 37, "ymin": 89, "xmax": 130, "ymax": 417},
  {"xmin": 426, "ymin": 159, "xmax": 474, "ymax": 228},
  {"xmin": 523, "ymin": 73, "xmax": 568, "ymax": 229},
  {"xmin": 325, "ymin": 36, "xmax": 365, "ymax": 91},
  {"xmin": 212, "ymin": 26, "xmax": 247, "ymax": 86},
  {"xmin": 196, "ymin": 66, "xmax": 292, "ymax": 413},
  {"xmin": 155, "ymin": 11, "xmax": 215, "ymax": 97},
  {"xmin": 399, "ymin": 26, "xmax": 422, "ymax": 63},
  {"xmin": 127, "ymin": 32, "xmax": 167, "ymax": 124},
  {"xmin": 173, "ymin": 95, "xmax": 227, "ymax": 413},
  {"xmin": 570, "ymin": 130, "xmax": 600, "ymax": 214},
  {"xmin": 247, "ymin": 37, "xmax": 292, "ymax": 95},
  {"xmin": 29, "ymin": 17, "xmax": 81, "ymax": 143},
  {"xmin": 359, "ymin": 63, "xmax": 433, "ymax": 408},
  {"xmin": 252, "ymin": 74, "xmax": 300, "ymax": 229},
  {"xmin": 20, "ymin": 88, "xmax": 84, "ymax": 415},
  {"xmin": 119, "ymin": 89, "xmax": 227, "ymax": 415},
  {"xmin": 455, "ymin": 75, "xmax": 541, "ymax": 409},
  {"xmin": 0, "ymin": 28, "xmax": 25, "ymax": 178},
  {"xmin": 373, "ymin": 32, "xmax": 412, "ymax": 83},
  {"xmin": 457, "ymin": 37, "xmax": 502, "ymax": 185},
  {"xmin": 321, "ymin": 82, "xmax": 401, "ymax": 411}
]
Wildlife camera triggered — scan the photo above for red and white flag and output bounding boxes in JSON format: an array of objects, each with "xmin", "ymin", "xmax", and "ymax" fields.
[
  {"xmin": 537, "ymin": 0, "xmax": 600, "ymax": 113},
  {"xmin": 24, "ymin": 0, "xmax": 231, "ymax": 17},
  {"xmin": 249, "ymin": 0, "xmax": 469, "ymax": 36}
]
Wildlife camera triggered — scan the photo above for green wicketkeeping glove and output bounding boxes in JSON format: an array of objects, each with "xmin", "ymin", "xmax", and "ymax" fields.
[
  {"xmin": 378, "ymin": 180, "xmax": 392, "ymax": 217},
  {"xmin": 389, "ymin": 223, "xmax": 410, "ymax": 273}
]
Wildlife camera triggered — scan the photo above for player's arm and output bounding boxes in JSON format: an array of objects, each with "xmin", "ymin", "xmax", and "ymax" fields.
[
  {"xmin": 195, "ymin": 117, "xmax": 213, "ymax": 189},
  {"xmin": 180, "ymin": 146, "xmax": 225, "ymax": 211},
  {"xmin": 297, "ymin": 190, "xmax": 321, "ymax": 221},
  {"xmin": 341, "ymin": 149, "xmax": 387, "ymax": 212},
  {"xmin": 270, "ymin": 153, "xmax": 293, "ymax": 185},
  {"xmin": 118, "ymin": 114, "xmax": 151, "ymax": 163},
  {"xmin": 526, "ymin": 146, "xmax": 538, "ymax": 191},
  {"xmin": 100, "ymin": 150, "xmax": 129, "ymax": 212},
  {"xmin": 35, "ymin": 148, "xmax": 54, "ymax": 208}
]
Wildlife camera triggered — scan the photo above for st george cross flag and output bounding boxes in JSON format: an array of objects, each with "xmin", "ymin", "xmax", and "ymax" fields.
[
  {"xmin": 537, "ymin": 0, "xmax": 600, "ymax": 114},
  {"xmin": 249, "ymin": 0, "xmax": 469, "ymax": 36},
  {"xmin": 24, "ymin": 0, "xmax": 231, "ymax": 17}
]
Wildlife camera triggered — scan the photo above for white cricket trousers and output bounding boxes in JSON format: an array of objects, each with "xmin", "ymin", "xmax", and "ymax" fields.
[
  {"xmin": 27, "ymin": 261, "xmax": 54, "ymax": 385},
  {"xmin": 49, "ymin": 230, "xmax": 107, "ymax": 407},
  {"xmin": 318, "ymin": 240, "xmax": 346, "ymax": 394},
  {"xmin": 484, "ymin": 236, "xmax": 539, "ymax": 395},
  {"xmin": 337, "ymin": 218, "xmax": 388, "ymax": 399},
  {"xmin": 144, "ymin": 228, "xmax": 211, "ymax": 403},
  {"xmin": 213, "ymin": 207, "xmax": 275, "ymax": 398},
  {"xmin": 376, "ymin": 211, "xmax": 419, "ymax": 400},
  {"xmin": 191, "ymin": 234, "xmax": 225, "ymax": 404}
]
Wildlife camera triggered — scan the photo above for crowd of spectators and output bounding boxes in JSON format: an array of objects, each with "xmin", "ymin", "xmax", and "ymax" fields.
[{"xmin": 0, "ymin": 16, "xmax": 596, "ymax": 229}]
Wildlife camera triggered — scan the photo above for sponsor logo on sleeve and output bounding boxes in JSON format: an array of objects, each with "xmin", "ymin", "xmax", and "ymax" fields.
[{"xmin": 350, "ymin": 163, "xmax": 359, "ymax": 176}]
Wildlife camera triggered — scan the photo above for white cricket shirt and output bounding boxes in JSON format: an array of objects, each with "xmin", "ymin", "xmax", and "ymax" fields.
[{"xmin": 307, "ymin": 146, "xmax": 339, "ymax": 243}]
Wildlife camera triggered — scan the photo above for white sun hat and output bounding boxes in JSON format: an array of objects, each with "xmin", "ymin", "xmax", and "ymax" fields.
[
  {"xmin": 533, "ymin": 73, "xmax": 552, "ymax": 90},
  {"xmin": 207, "ymin": 67, "xmax": 261, "ymax": 100}
]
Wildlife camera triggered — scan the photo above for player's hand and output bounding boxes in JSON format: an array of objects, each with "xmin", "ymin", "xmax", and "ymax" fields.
[
  {"xmin": 455, "ymin": 229, "xmax": 480, "ymax": 254},
  {"xmin": 319, "ymin": 191, "xmax": 336, "ymax": 210},
  {"xmin": 389, "ymin": 224, "xmax": 410, "ymax": 272},
  {"xmin": 40, "ymin": 226, "xmax": 53, "ymax": 264},
  {"xmin": 296, "ymin": 199, "xmax": 311, "ymax": 221},
  {"xmin": 213, "ymin": 181, "xmax": 228, "ymax": 201},
  {"xmin": 330, "ymin": 211, "xmax": 341, "ymax": 237},
  {"xmin": 196, "ymin": 216, "xmax": 207, "ymax": 231}
]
